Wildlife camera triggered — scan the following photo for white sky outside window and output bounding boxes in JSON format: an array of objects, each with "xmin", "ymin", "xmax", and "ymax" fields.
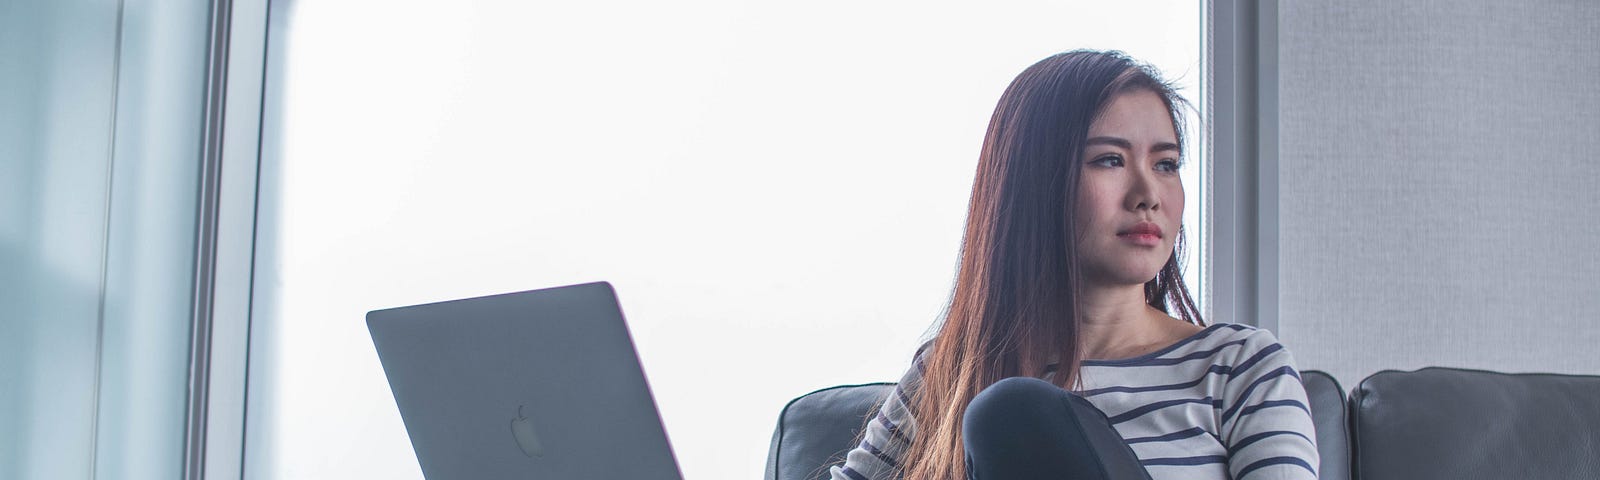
[{"xmin": 249, "ymin": 1, "xmax": 1202, "ymax": 478}]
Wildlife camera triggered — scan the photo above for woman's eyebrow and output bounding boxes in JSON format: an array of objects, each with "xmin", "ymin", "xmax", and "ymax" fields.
[
  {"xmin": 1086, "ymin": 136, "xmax": 1181, "ymax": 154},
  {"xmin": 1085, "ymin": 136, "xmax": 1132, "ymax": 149}
]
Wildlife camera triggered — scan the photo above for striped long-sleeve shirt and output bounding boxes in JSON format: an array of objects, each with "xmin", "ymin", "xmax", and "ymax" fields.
[{"xmin": 831, "ymin": 323, "xmax": 1320, "ymax": 480}]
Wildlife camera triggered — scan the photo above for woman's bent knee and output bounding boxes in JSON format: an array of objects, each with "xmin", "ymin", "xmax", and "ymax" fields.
[
  {"xmin": 968, "ymin": 377, "xmax": 1064, "ymax": 416},
  {"xmin": 963, "ymin": 377, "xmax": 1069, "ymax": 443}
]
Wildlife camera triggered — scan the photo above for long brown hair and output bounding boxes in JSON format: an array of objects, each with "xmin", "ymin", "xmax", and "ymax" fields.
[{"xmin": 901, "ymin": 50, "xmax": 1203, "ymax": 480}]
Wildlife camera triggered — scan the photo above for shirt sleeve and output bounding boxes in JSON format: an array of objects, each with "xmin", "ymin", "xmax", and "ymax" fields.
[
  {"xmin": 829, "ymin": 347, "xmax": 927, "ymax": 480},
  {"xmin": 1218, "ymin": 329, "xmax": 1321, "ymax": 480}
]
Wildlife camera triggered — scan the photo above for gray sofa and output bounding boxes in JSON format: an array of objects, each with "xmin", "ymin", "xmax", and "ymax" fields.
[{"xmin": 765, "ymin": 367, "xmax": 1600, "ymax": 480}]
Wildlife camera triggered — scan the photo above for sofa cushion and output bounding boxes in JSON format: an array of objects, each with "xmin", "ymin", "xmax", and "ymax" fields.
[
  {"xmin": 1350, "ymin": 367, "xmax": 1600, "ymax": 480},
  {"xmin": 766, "ymin": 371, "xmax": 1347, "ymax": 480},
  {"xmin": 1302, "ymin": 370, "xmax": 1350, "ymax": 480}
]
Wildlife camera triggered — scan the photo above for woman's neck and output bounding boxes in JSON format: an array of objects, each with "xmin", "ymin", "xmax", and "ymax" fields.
[{"xmin": 1076, "ymin": 282, "xmax": 1176, "ymax": 361}]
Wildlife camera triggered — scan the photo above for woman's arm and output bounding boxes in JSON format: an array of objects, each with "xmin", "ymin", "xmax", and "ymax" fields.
[{"xmin": 1218, "ymin": 329, "xmax": 1321, "ymax": 480}]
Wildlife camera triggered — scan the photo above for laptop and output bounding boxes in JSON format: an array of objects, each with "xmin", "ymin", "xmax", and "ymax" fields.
[{"xmin": 367, "ymin": 281, "xmax": 683, "ymax": 479}]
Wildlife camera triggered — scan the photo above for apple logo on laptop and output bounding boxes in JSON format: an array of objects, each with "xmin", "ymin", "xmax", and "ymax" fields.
[{"xmin": 510, "ymin": 405, "xmax": 545, "ymax": 458}]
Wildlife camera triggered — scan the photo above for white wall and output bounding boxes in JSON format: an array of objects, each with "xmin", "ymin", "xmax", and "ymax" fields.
[{"xmin": 245, "ymin": 1, "xmax": 1202, "ymax": 479}]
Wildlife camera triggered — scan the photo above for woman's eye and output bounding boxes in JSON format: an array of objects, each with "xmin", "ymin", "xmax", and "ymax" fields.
[
  {"xmin": 1091, "ymin": 155, "xmax": 1123, "ymax": 167},
  {"xmin": 1156, "ymin": 159, "xmax": 1181, "ymax": 172}
]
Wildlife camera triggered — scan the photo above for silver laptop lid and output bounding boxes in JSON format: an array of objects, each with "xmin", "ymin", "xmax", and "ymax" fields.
[{"xmin": 368, "ymin": 281, "xmax": 682, "ymax": 480}]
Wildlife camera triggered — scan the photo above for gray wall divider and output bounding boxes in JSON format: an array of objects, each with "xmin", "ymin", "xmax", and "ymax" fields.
[
  {"xmin": 1205, "ymin": 0, "xmax": 1280, "ymax": 332},
  {"xmin": 195, "ymin": 0, "xmax": 271, "ymax": 479},
  {"xmin": 1211, "ymin": 0, "xmax": 1600, "ymax": 383}
]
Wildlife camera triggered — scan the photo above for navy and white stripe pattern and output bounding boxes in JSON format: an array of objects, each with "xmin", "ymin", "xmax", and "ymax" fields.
[{"xmin": 830, "ymin": 323, "xmax": 1319, "ymax": 480}]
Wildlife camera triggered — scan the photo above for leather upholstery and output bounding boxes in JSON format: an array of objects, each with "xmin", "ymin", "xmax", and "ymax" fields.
[
  {"xmin": 1302, "ymin": 370, "xmax": 1351, "ymax": 480},
  {"xmin": 1350, "ymin": 367, "xmax": 1600, "ymax": 480},
  {"xmin": 765, "ymin": 371, "xmax": 1349, "ymax": 480},
  {"xmin": 765, "ymin": 383, "xmax": 895, "ymax": 480}
]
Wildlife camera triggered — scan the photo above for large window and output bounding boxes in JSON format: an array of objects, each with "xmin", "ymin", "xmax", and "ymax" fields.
[{"xmin": 245, "ymin": 2, "xmax": 1203, "ymax": 478}]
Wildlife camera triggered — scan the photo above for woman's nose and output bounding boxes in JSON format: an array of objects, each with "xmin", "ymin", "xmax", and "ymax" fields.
[{"xmin": 1126, "ymin": 169, "xmax": 1160, "ymax": 212}]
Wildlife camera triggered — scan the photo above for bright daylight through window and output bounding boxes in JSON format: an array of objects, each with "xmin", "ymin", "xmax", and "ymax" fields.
[{"xmin": 246, "ymin": 2, "xmax": 1204, "ymax": 479}]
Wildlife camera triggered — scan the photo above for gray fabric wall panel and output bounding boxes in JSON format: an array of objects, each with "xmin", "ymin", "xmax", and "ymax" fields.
[{"xmin": 1274, "ymin": 0, "xmax": 1600, "ymax": 384}]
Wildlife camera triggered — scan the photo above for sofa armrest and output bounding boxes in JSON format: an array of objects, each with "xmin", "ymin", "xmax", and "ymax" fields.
[{"xmin": 765, "ymin": 383, "xmax": 894, "ymax": 480}]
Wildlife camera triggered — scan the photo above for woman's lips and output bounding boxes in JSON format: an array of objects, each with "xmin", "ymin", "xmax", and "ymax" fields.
[
  {"xmin": 1117, "ymin": 222, "xmax": 1164, "ymax": 246},
  {"xmin": 1117, "ymin": 232, "xmax": 1162, "ymax": 246}
]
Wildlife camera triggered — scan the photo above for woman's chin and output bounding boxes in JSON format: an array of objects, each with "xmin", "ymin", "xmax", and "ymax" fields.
[{"xmin": 1083, "ymin": 265, "xmax": 1166, "ymax": 288}]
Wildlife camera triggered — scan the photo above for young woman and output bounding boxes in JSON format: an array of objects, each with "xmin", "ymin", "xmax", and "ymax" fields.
[{"xmin": 830, "ymin": 51, "xmax": 1319, "ymax": 480}]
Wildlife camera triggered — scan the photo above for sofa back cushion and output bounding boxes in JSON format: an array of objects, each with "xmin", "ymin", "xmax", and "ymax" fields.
[
  {"xmin": 1302, "ymin": 370, "xmax": 1350, "ymax": 480},
  {"xmin": 765, "ymin": 371, "xmax": 1348, "ymax": 480},
  {"xmin": 1350, "ymin": 367, "xmax": 1600, "ymax": 480}
]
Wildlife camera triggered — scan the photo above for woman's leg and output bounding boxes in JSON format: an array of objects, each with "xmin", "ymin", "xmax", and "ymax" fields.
[{"xmin": 962, "ymin": 377, "xmax": 1152, "ymax": 480}]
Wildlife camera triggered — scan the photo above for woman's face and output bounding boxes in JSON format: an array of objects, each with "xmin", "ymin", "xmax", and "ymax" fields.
[{"xmin": 1074, "ymin": 89, "xmax": 1184, "ymax": 288}]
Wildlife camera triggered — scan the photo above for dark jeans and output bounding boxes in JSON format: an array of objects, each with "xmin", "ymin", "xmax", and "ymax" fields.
[{"xmin": 963, "ymin": 377, "xmax": 1154, "ymax": 480}]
